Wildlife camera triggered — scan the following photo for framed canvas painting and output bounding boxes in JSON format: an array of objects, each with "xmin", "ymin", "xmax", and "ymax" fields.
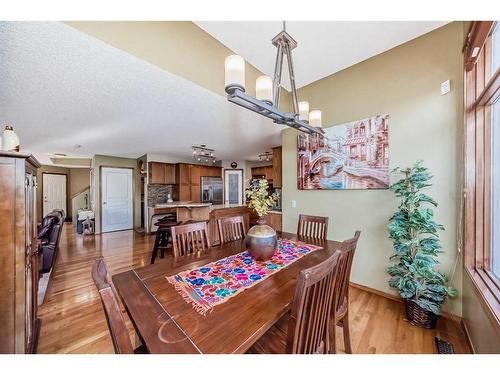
[{"xmin": 297, "ymin": 114, "xmax": 389, "ymax": 190}]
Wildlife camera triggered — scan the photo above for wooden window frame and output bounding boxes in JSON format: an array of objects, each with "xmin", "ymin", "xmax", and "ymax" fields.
[{"xmin": 464, "ymin": 21, "xmax": 500, "ymax": 327}]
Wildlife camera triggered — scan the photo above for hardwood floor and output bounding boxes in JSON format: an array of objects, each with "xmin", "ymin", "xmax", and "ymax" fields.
[{"xmin": 37, "ymin": 225, "xmax": 471, "ymax": 354}]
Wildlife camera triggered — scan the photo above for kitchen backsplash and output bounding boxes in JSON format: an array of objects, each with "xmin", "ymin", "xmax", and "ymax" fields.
[{"xmin": 148, "ymin": 184, "xmax": 173, "ymax": 206}]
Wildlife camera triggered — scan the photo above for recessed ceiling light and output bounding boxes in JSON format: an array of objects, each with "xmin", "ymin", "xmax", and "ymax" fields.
[{"xmin": 74, "ymin": 144, "xmax": 82, "ymax": 148}]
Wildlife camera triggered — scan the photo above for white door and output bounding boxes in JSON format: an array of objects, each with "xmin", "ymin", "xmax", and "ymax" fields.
[
  {"xmin": 101, "ymin": 167, "xmax": 133, "ymax": 233},
  {"xmin": 43, "ymin": 174, "xmax": 67, "ymax": 217},
  {"xmin": 224, "ymin": 169, "xmax": 243, "ymax": 205}
]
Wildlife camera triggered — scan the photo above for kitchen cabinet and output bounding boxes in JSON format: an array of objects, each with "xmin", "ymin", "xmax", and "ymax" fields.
[
  {"xmin": 175, "ymin": 164, "xmax": 221, "ymax": 203},
  {"xmin": 265, "ymin": 212, "xmax": 282, "ymax": 232},
  {"xmin": 0, "ymin": 151, "xmax": 41, "ymax": 353},
  {"xmin": 264, "ymin": 166, "xmax": 273, "ymax": 181},
  {"xmin": 190, "ymin": 165, "xmax": 202, "ymax": 186},
  {"xmin": 178, "ymin": 184, "xmax": 191, "ymax": 201},
  {"xmin": 149, "ymin": 162, "xmax": 176, "ymax": 184},
  {"xmin": 272, "ymin": 146, "xmax": 282, "ymax": 188},
  {"xmin": 209, "ymin": 166, "xmax": 222, "ymax": 177},
  {"xmin": 251, "ymin": 166, "xmax": 273, "ymax": 181},
  {"xmin": 165, "ymin": 164, "xmax": 176, "ymax": 184},
  {"xmin": 177, "ymin": 163, "xmax": 190, "ymax": 185},
  {"xmin": 190, "ymin": 184, "xmax": 201, "ymax": 203}
]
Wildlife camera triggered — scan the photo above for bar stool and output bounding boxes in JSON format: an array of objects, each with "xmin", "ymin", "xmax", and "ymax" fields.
[{"xmin": 150, "ymin": 220, "xmax": 178, "ymax": 264}]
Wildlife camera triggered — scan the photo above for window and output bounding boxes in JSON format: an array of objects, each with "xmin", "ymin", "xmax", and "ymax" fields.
[
  {"xmin": 464, "ymin": 21, "xmax": 500, "ymax": 321},
  {"xmin": 492, "ymin": 98, "xmax": 500, "ymax": 279},
  {"xmin": 492, "ymin": 23, "xmax": 500, "ymax": 77}
]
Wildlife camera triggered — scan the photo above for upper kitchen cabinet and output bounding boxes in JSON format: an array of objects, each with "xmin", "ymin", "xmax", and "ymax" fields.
[
  {"xmin": 272, "ymin": 146, "xmax": 282, "ymax": 188},
  {"xmin": 251, "ymin": 165, "xmax": 273, "ymax": 181},
  {"xmin": 190, "ymin": 165, "xmax": 203, "ymax": 186},
  {"xmin": 205, "ymin": 166, "xmax": 222, "ymax": 177},
  {"xmin": 176, "ymin": 163, "xmax": 191, "ymax": 185},
  {"xmin": 149, "ymin": 162, "xmax": 176, "ymax": 184},
  {"xmin": 175, "ymin": 164, "xmax": 222, "ymax": 203}
]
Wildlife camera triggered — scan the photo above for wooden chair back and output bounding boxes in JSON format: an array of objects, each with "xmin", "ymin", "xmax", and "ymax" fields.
[
  {"xmin": 286, "ymin": 250, "xmax": 341, "ymax": 354},
  {"xmin": 297, "ymin": 214, "xmax": 329, "ymax": 239},
  {"xmin": 217, "ymin": 215, "xmax": 246, "ymax": 244},
  {"xmin": 91, "ymin": 257, "xmax": 134, "ymax": 354},
  {"xmin": 334, "ymin": 231, "xmax": 361, "ymax": 314},
  {"xmin": 170, "ymin": 221, "xmax": 210, "ymax": 258}
]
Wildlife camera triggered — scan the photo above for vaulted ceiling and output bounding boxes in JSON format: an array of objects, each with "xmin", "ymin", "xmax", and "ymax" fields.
[
  {"xmin": 196, "ymin": 21, "xmax": 447, "ymax": 90},
  {"xmin": 1, "ymin": 21, "xmax": 447, "ymax": 165}
]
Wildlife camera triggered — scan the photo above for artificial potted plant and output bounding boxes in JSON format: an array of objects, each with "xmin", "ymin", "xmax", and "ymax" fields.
[
  {"xmin": 245, "ymin": 178, "xmax": 280, "ymax": 261},
  {"xmin": 387, "ymin": 161, "xmax": 457, "ymax": 329}
]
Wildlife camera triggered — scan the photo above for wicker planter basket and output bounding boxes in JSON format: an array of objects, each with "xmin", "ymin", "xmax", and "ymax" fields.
[{"xmin": 405, "ymin": 299, "xmax": 438, "ymax": 329}]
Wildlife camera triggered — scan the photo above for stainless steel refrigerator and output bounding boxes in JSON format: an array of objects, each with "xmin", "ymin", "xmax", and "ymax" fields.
[{"xmin": 200, "ymin": 176, "xmax": 223, "ymax": 204}]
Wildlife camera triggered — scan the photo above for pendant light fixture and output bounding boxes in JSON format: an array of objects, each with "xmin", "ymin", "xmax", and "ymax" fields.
[
  {"xmin": 224, "ymin": 22, "xmax": 323, "ymax": 135},
  {"xmin": 192, "ymin": 145, "xmax": 217, "ymax": 164},
  {"xmin": 258, "ymin": 151, "xmax": 273, "ymax": 161}
]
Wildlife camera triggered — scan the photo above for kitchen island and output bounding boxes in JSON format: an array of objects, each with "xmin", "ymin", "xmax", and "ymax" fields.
[
  {"xmin": 147, "ymin": 202, "xmax": 211, "ymax": 233},
  {"xmin": 208, "ymin": 204, "xmax": 250, "ymax": 245},
  {"xmin": 147, "ymin": 202, "xmax": 250, "ymax": 240}
]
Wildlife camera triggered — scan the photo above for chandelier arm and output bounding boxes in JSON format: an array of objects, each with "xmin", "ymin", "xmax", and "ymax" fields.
[
  {"xmin": 227, "ymin": 88, "xmax": 323, "ymax": 136},
  {"xmin": 272, "ymin": 43, "xmax": 284, "ymax": 108},
  {"xmin": 228, "ymin": 92, "xmax": 283, "ymax": 122},
  {"xmin": 284, "ymin": 42, "xmax": 300, "ymax": 117}
]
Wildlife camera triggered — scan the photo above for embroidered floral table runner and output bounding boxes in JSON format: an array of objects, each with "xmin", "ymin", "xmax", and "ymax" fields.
[{"xmin": 166, "ymin": 239, "xmax": 323, "ymax": 315}]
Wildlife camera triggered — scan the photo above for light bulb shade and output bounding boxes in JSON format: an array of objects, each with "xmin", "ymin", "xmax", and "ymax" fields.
[
  {"xmin": 225, "ymin": 55, "xmax": 245, "ymax": 92},
  {"xmin": 298, "ymin": 101, "xmax": 310, "ymax": 121},
  {"xmin": 256, "ymin": 75, "xmax": 273, "ymax": 104},
  {"xmin": 309, "ymin": 110, "xmax": 322, "ymax": 127},
  {"xmin": 1, "ymin": 125, "xmax": 20, "ymax": 151}
]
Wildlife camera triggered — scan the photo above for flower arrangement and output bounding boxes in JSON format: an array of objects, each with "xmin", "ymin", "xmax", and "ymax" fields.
[
  {"xmin": 246, "ymin": 179, "xmax": 280, "ymax": 218},
  {"xmin": 387, "ymin": 161, "xmax": 457, "ymax": 316}
]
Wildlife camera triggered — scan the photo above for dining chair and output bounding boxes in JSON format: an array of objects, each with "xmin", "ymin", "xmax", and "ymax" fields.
[
  {"xmin": 297, "ymin": 214, "xmax": 329, "ymax": 239},
  {"xmin": 330, "ymin": 230, "xmax": 361, "ymax": 354},
  {"xmin": 248, "ymin": 249, "xmax": 342, "ymax": 354},
  {"xmin": 91, "ymin": 257, "xmax": 147, "ymax": 354},
  {"xmin": 217, "ymin": 215, "xmax": 246, "ymax": 244},
  {"xmin": 170, "ymin": 221, "xmax": 210, "ymax": 258}
]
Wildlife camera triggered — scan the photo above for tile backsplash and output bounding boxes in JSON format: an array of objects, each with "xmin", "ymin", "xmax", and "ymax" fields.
[{"xmin": 148, "ymin": 184, "xmax": 173, "ymax": 206}]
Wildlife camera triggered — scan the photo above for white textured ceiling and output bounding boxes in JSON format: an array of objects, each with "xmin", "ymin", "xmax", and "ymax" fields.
[
  {"xmin": 0, "ymin": 22, "xmax": 283, "ymax": 165},
  {"xmin": 195, "ymin": 21, "xmax": 448, "ymax": 90}
]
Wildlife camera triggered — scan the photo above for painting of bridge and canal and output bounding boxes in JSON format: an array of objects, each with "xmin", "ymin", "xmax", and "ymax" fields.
[{"xmin": 297, "ymin": 114, "xmax": 389, "ymax": 190}]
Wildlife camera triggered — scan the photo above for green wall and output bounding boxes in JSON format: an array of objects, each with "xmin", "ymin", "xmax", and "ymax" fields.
[{"xmin": 282, "ymin": 22, "xmax": 464, "ymax": 317}]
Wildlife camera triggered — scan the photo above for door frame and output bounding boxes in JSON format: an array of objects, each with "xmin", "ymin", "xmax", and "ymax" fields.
[
  {"xmin": 223, "ymin": 168, "xmax": 244, "ymax": 205},
  {"xmin": 99, "ymin": 166, "xmax": 135, "ymax": 233},
  {"xmin": 42, "ymin": 172, "xmax": 68, "ymax": 218}
]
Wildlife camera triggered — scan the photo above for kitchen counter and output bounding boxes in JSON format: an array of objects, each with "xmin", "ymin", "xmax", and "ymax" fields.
[
  {"xmin": 147, "ymin": 202, "xmax": 211, "ymax": 233},
  {"xmin": 155, "ymin": 202, "xmax": 211, "ymax": 208},
  {"xmin": 209, "ymin": 203, "xmax": 247, "ymax": 211}
]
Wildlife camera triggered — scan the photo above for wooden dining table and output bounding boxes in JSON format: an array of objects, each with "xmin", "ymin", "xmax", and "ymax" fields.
[{"xmin": 112, "ymin": 231, "xmax": 342, "ymax": 354}]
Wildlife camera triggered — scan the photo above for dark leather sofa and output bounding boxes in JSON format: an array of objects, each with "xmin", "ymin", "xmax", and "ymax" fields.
[{"xmin": 38, "ymin": 209, "xmax": 65, "ymax": 274}]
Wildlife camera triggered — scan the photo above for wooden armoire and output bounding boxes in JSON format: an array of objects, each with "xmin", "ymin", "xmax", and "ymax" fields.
[{"xmin": 0, "ymin": 151, "xmax": 41, "ymax": 353}]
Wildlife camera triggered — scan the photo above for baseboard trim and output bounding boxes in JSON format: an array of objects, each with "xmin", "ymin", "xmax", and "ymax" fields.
[
  {"xmin": 350, "ymin": 282, "xmax": 401, "ymax": 303},
  {"xmin": 349, "ymin": 282, "xmax": 462, "ymax": 322}
]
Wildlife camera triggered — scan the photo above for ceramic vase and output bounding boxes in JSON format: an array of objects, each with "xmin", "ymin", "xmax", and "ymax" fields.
[{"xmin": 245, "ymin": 218, "xmax": 277, "ymax": 261}]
